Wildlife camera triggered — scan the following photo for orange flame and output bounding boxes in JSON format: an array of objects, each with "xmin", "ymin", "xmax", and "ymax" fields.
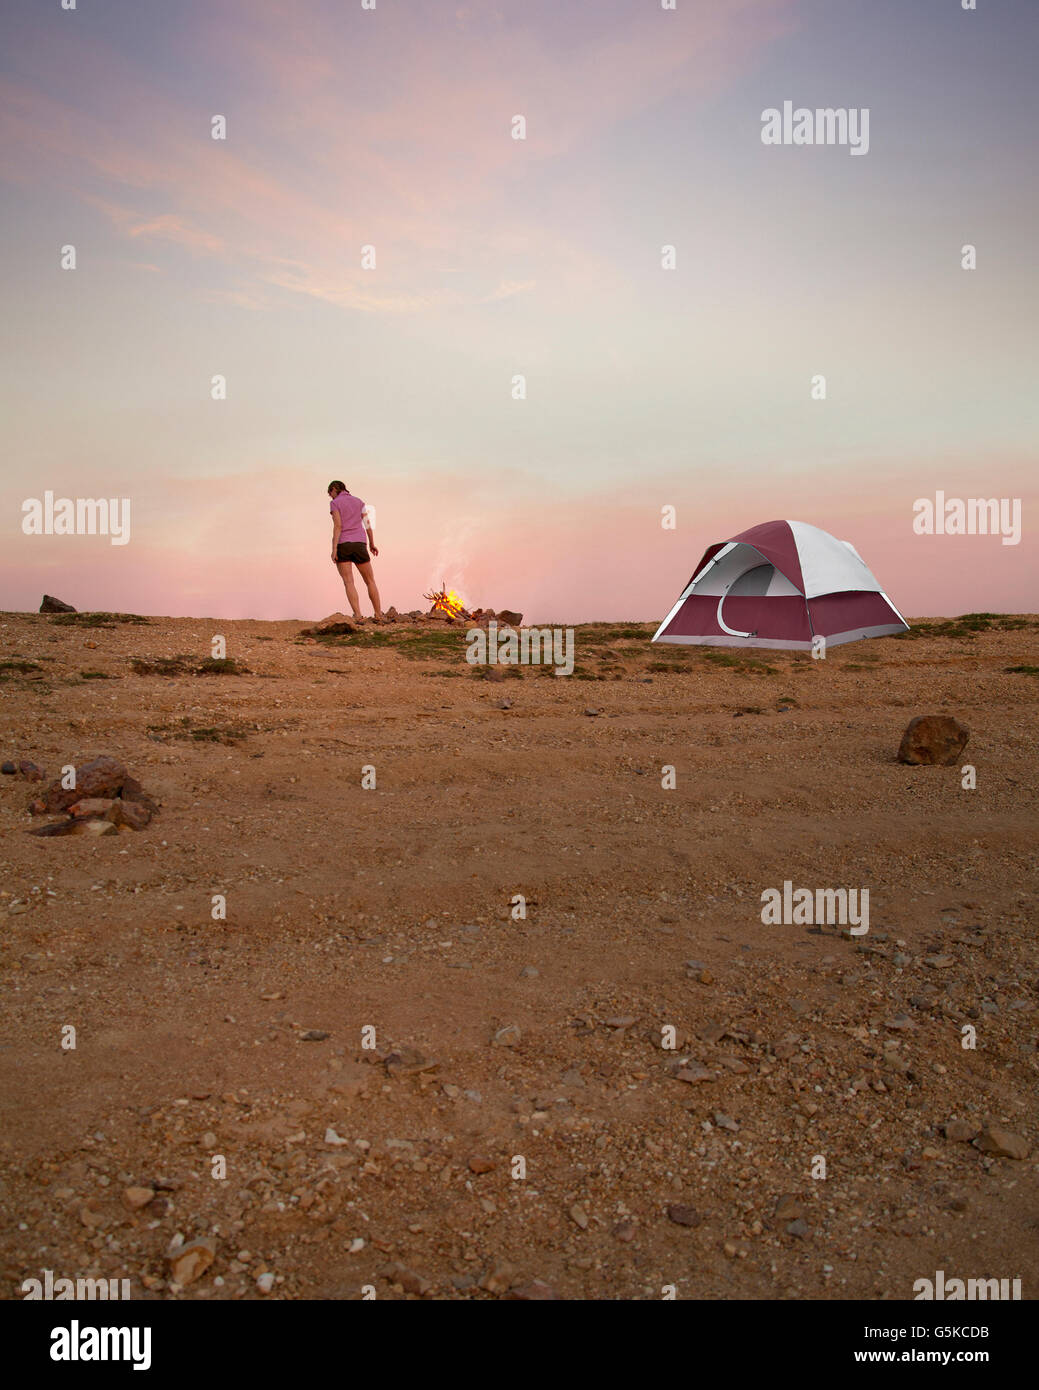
[{"xmin": 424, "ymin": 583, "xmax": 470, "ymax": 619}]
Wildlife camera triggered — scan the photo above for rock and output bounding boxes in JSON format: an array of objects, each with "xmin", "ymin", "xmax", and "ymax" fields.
[
  {"xmin": 299, "ymin": 620, "xmax": 358, "ymax": 637},
  {"xmin": 122, "ymin": 1186, "xmax": 155, "ymax": 1211},
  {"xmin": 504, "ymin": 1280, "xmax": 559, "ymax": 1300},
  {"xmin": 612, "ymin": 1221, "xmax": 636, "ymax": 1241},
  {"xmin": 492, "ymin": 1024, "xmax": 521, "ymax": 1047},
  {"xmin": 785, "ymin": 1218, "xmax": 810, "ymax": 1238},
  {"xmin": 713, "ymin": 1112, "xmax": 739, "ymax": 1132},
  {"xmin": 168, "ymin": 1237, "xmax": 216, "ymax": 1286},
  {"xmin": 479, "ymin": 1260, "xmax": 519, "ymax": 1294},
  {"xmin": 519, "ymin": 966, "xmax": 539, "ymax": 979},
  {"xmin": 40, "ymin": 594, "xmax": 76, "ymax": 613},
  {"xmin": 584, "ymin": 708, "xmax": 600, "ymax": 717},
  {"xmin": 674, "ymin": 1064, "xmax": 714, "ymax": 1085},
  {"xmin": 28, "ymin": 818, "xmax": 118, "ymax": 837},
  {"xmin": 256, "ymin": 1272, "xmax": 275, "ymax": 1294},
  {"xmin": 301, "ymin": 1029, "xmax": 329, "ymax": 1041},
  {"xmin": 774, "ymin": 1195, "xmax": 803, "ymax": 1222},
  {"xmin": 0, "ymin": 761, "xmax": 15, "ymax": 774},
  {"xmin": 29, "ymin": 756, "xmax": 128, "ymax": 814},
  {"xmin": 605, "ymin": 1016, "xmax": 637, "ymax": 1029},
  {"xmin": 111, "ymin": 798, "xmax": 153, "ymax": 830},
  {"xmin": 68, "ymin": 798, "xmax": 117, "ymax": 819},
  {"xmin": 18, "ymin": 760, "xmax": 46, "ymax": 781},
  {"xmin": 497, "ymin": 611, "xmax": 523, "ymax": 627},
  {"xmin": 568, "ymin": 1203, "xmax": 589, "ymax": 1230},
  {"xmin": 973, "ymin": 1125, "xmax": 1029, "ymax": 1160},
  {"xmin": 897, "ymin": 715, "xmax": 969, "ymax": 766},
  {"xmin": 944, "ymin": 1119, "xmax": 977, "ymax": 1143},
  {"xmin": 666, "ymin": 1205, "xmax": 701, "ymax": 1227},
  {"xmin": 325, "ymin": 1127, "xmax": 349, "ymax": 1146},
  {"xmin": 385, "ymin": 1263, "xmax": 430, "ymax": 1296},
  {"xmin": 925, "ymin": 955, "xmax": 955, "ymax": 969},
  {"xmin": 468, "ymin": 1156, "xmax": 496, "ymax": 1174}
]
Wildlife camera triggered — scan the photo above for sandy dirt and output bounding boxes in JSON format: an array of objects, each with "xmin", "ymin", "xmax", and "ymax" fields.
[{"xmin": 1, "ymin": 608, "xmax": 1036, "ymax": 1301}]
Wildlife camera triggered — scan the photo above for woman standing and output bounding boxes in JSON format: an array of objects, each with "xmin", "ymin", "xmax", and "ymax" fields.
[{"xmin": 328, "ymin": 480, "xmax": 384, "ymax": 621}]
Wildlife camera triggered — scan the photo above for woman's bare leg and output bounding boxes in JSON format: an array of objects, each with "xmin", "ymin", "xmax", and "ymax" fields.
[
  {"xmin": 336, "ymin": 561, "xmax": 363, "ymax": 619},
  {"xmin": 356, "ymin": 560, "xmax": 383, "ymax": 619}
]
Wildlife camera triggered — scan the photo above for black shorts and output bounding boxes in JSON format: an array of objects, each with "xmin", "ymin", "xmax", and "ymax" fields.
[{"xmin": 336, "ymin": 541, "xmax": 370, "ymax": 564}]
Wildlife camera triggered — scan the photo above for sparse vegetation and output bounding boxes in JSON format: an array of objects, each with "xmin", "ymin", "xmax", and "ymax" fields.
[{"xmin": 51, "ymin": 611, "xmax": 149, "ymax": 628}]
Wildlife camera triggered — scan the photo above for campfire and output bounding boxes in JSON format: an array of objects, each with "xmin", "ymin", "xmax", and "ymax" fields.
[{"xmin": 424, "ymin": 583, "xmax": 471, "ymax": 620}]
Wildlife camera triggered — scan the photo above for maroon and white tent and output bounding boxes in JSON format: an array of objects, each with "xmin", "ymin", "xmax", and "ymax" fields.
[{"xmin": 653, "ymin": 520, "xmax": 908, "ymax": 651}]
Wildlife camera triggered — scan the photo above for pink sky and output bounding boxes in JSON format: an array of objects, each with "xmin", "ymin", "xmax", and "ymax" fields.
[{"xmin": 1, "ymin": 0, "xmax": 1036, "ymax": 621}]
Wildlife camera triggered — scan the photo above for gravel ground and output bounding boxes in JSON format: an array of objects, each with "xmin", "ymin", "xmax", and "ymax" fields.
[{"xmin": 1, "ymin": 609, "xmax": 1036, "ymax": 1301}]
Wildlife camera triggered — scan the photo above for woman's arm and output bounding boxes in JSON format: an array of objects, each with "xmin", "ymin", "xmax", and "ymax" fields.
[{"xmin": 331, "ymin": 513, "xmax": 341, "ymax": 562}]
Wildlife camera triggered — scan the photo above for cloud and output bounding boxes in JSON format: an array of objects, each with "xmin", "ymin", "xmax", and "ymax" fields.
[{"xmin": 0, "ymin": 0, "xmax": 798, "ymax": 314}]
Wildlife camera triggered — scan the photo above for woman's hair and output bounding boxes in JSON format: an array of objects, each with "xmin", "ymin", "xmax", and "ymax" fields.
[{"xmin": 327, "ymin": 480, "xmax": 347, "ymax": 495}]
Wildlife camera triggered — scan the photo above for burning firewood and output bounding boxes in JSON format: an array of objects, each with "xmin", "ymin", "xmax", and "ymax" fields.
[{"xmin": 424, "ymin": 584, "xmax": 471, "ymax": 620}]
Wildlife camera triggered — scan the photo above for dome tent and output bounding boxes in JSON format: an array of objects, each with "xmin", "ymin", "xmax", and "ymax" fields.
[{"xmin": 652, "ymin": 519, "xmax": 908, "ymax": 651}]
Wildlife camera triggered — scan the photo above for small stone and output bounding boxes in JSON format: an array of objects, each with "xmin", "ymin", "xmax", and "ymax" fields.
[
  {"xmin": 605, "ymin": 1016, "xmax": 637, "ymax": 1029},
  {"xmin": 925, "ymin": 955, "xmax": 955, "ymax": 969},
  {"xmin": 121, "ymin": 1186, "xmax": 155, "ymax": 1211},
  {"xmin": 169, "ymin": 1237, "xmax": 216, "ymax": 1287},
  {"xmin": 713, "ymin": 1112, "xmax": 739, "ymax": 1132},
  {"xmin": 785, "ymin": 1218, "xmax": 810, "ymax": 1238},
  {"xmin": 504, "ymin": 1280, "xmax": 559, "ymax": 1300},
  {"xmin": 584, "ymin": 708, "xmax": 600, "ymax": 717},
  {"xmin": 385, "ymin": 1263, "xmax": 431, "ymax": 1296},
  {"xmin": 944, "ymin": 1119, "xmax": 977, "ymax": 1143},
  {"xmin": 492, "ymin": 1024, "xmax": 521, "ymax": 1047},
  {"xmin": 696, "ymin": 969, "xmax": 714, "ymax": 985},
  {"xmin": 674, "ymin": 1064, "xmax": 714, "ymax": 1085},
  {"xmin": 480, "ymin": 1260, "xmax": 519, "ymax": 1294},
  {"xmin": 325, "ymin": 1127, "xmax": 349, "ymax": 1146},
  {"xmin": 301, "ymin": 1029, "xmax": 329, "ymax": 1041},
  {"xmin": 519, "ymin": 966, "xmax": 539, "ymax": 979},
  {"xmin": 568, "ymin": 1203, "xmax": 589, "ymax": 1230},
  {"xmin": 666, "ymin": 1205, "xmax": 701, "ymax": 1227},
  {"xmin": 774, "ymin": 1195, "xmax": 803, "ymax": 1222},
  {"xmin": 256, "ymin": 1272, "xmax": 275, "ymax": 1294},
  {"xmin": 612, "ymin": 1221, "xmax": 636, "ymax": 1241},
  {"xmin": 885, "ymin": 1013, "xmax": 914, "ymax": 1030},
  {"xmin": 1, "ymin": 761, "xmax": 16, "ymax": 775},
  {"xmin": 468, "ymin": 1156, "xmax": 496, "ymax": 1174},
  {"xmin": 973, "ymin": 1125, "xmax": 1029, "ymax": 1160}
]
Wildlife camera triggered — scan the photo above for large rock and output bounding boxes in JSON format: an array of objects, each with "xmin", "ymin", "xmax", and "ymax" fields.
[
  {"xmin": 497, "ymin": 610, "xmax": 523, "ymax": 627},
  {"xmin": 40, "ymin": 595, "xmax": 76, "ymax": 613},
  {"xmin": 29, "ymin": 756, "xmax": 129, "ymax": 814},
  {"xmin": 974, "ymin": 1125, "xmax": 1029, "ymax": 1160},
  {"xmin": 897, "ymin": 715, "xmax": 969, "ymax": 766}
]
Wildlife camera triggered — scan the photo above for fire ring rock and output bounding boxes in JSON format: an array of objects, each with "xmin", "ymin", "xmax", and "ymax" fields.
[
  {"xmin": 40, "ymin": 594, "xmax": 76, "ymax": 613},
  {"xmin": 897, "ymin": 715, "xmax": 969, "ymax": 766}
]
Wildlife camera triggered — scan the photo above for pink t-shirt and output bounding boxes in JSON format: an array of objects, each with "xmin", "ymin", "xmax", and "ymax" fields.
[{"xmin": 330, "ymin": 491, "xmax": 367, "ymax": 543}]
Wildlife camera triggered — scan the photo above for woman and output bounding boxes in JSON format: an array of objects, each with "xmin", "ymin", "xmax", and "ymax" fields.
[{"xmin": 328, "ymin": 480, "xmax": 384, "ymax": 621}]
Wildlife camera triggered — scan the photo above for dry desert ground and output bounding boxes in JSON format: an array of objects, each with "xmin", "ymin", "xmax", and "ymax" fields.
[{"xmin": 1, "ymin": 607, "xmax": 1037, "ymax": 1301}]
